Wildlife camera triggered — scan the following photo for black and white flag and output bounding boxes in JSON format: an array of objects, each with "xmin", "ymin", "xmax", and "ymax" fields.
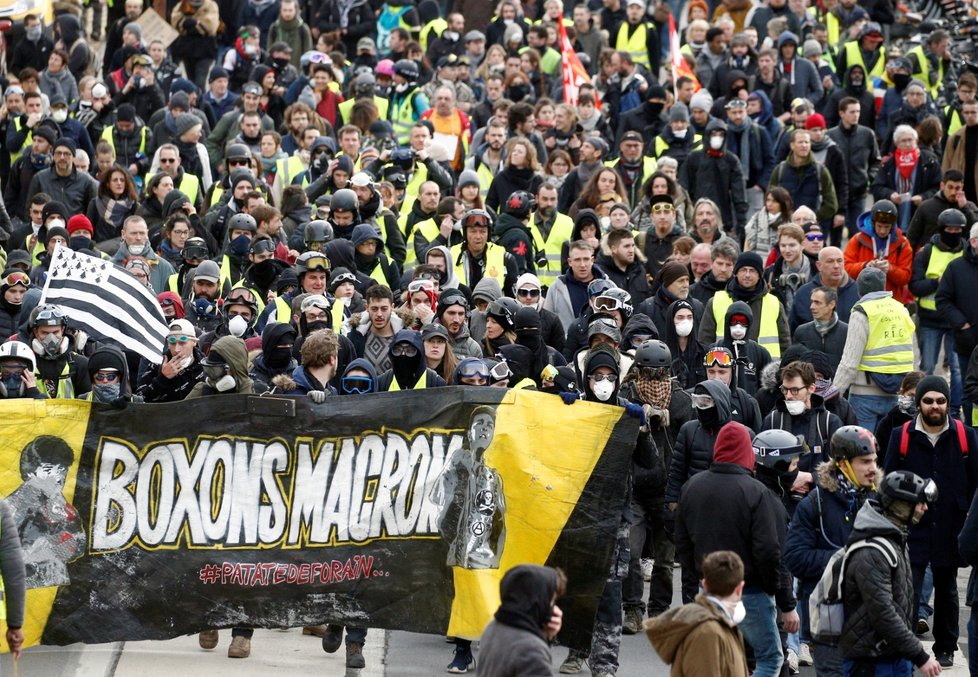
[{"xmin": 40, "ymin": 245, "xmax": 169, "ymax": 364}]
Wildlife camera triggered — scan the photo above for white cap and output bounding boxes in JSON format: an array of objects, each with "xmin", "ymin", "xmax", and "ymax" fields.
[
  {"xmin": 627, "ymin": 0, "xmax": 646, "ymax": 7},
  {"xmin": 168, "ymin": 319, "xmax": 196, "ymax": 336}
]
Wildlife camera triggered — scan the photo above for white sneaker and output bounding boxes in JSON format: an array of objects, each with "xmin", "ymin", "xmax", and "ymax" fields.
[
  {"xmin": 798, "ymin": 643, "xmax": 813, "ymax": 666},
  {"xmin": 641, "ymin": 558, "xmax": 653, "ymax": 581},
  {"xmin": 786, "ymin": 649, "xmax": 799, "ymax": 674}
]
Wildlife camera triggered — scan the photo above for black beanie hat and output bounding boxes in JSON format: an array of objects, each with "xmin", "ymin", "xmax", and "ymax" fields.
[{"xmin": 915, "ymin": 375, "xmax": 950, "ymax": 406}]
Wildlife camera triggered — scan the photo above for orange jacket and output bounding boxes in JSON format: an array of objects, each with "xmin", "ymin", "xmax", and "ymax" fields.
[{"xmin": 843, "ymin": 227, "xmax": 914, "ymax": 303}]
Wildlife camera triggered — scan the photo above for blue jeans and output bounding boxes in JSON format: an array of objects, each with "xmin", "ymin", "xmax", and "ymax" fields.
[
  {"xmin": 849, "ymin": 394, "xmax": 897, "ymax": 433},
  {"xmin": 740, "ymin": 590, "xmax": 783, "ymax": 677},
  {"xmin": 918, "ymin": 326, "xmax": 963, "ymax": 414},
  {"xmin": 843, "ymin": 657, "xmax": 913, "ymax": 676},
  {"xmin": 918, "ymin": 565, "xmax": 934, "ymax": 621}
]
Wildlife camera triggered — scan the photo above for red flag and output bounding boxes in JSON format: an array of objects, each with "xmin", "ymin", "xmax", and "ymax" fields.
[
  {"xmin": 669, "ymin": 15, "xmax": 701, "ymax": 95},
  {"xmin": 558, "ymin": 21, "xmax": 598, "ymax": 108}
]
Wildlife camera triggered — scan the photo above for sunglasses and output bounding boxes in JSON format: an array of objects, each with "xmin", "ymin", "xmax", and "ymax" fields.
[
  {"xmin": 227, "ymin": 159, "xmax": 250, "ymax": 167},
  {"xmin": 94, "ymin": 372, "xmax": 120, "ymax": 383},
  {"xmin": 921, "ymin": 396, "xmax": 947, "ymax": 406},
  {"xmin": 805, "ymin": 233, "xmax": 825, "ymax": 242},
  {"xmin": 160, "ymin": 158, "xmax": 177, "ymax": 164},
  {"xmin": 590, "ymin": 373, "xmax": 617, "ymax": 383},
  {"xmin": 517, "ymin": 288, "xmax": 540, "ymax": 298},
  {"xmin": 391, "ymin": 343, "xmax": 418, "ymax": 357},
  {"xmin": 341, "ymin": 376, "xmax": 373, "ymax": 394},
  {"xmin": 167, "ymin": 335, "xmax": 193, "ymax": 344},
  {"xmin": 2, "ymin": 271, "xmax": 29, "ymax": 287},
  {"xmin": 651, "ymin": 203, "xmax": 675, "ymax": 213},
  {"xmin": 704, "ymin": 349, "xmax": 733, "ymax": 367}
]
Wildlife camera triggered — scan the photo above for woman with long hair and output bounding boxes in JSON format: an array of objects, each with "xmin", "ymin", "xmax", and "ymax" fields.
[
  {"xmin": 476, "ymin": 44, "xmax": 507, "ymax": 84},
  {"xmin": 744, "ymin": 186, "xmax": 793, "ymax": 254},
  {"xmin": 520, "ymin": 48, "xmax": 549, "ymax": 100},
  {"xmin": 485, "ymin": 138, "xmax": 544, "ymax": 213},
  {"xmin": 422, "ymin": 323, "xmax": 458, "ymax": 383},
  {"xmin": 543, "ymin": 149, "xmax": 574, "ymax": 190},
  {"xmin": 482, "ymin": 298, "xmax": 518, "ymax": 357},
  {"xmin": 86, "ymin": 165, "xmax": 139, "ymax": 242},
  {"xmin": 137, "ymin": 172, "xmax": 175, "ymax": 230},
  {"xmin": 569, "ymin": 167, "xmax": 627, "ymax": 220}
]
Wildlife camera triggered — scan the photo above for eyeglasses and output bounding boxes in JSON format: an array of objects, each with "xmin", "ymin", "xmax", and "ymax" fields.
[
  {"xmin": 651, "ymin": 203, "xmax": 675, "ymax": 213},
  {"xmin": 341, "ymin": 376, "xmax": 373, "ymax": 394},
  {"xmin": 590, "ymin": 373, "xmax": 617, "ymax": 383},
  {"xmin": 779, "ymin": 384, "xmax": 810, "ymax": 396},
  {"xmin": 805, "ymin": 233, "xmax": 825, "ymax": 242},
  {"xmin": 94, "ymin": 372, "xmax": 120, "ymax": 383},
  {"xmin": 921, "ymin": 396, "xmax": 947, "ymax": 406},
  {"xmin": 2, "ymin": 272, "xmax": 29, "ymax": 287},
  {"xmin": 690, "ymin": 393, "xmax": 715, "ymax": 409},
  {"xmin": 390, "ymin": 343, "xmax": 418, "ymax": 357},
  {"xmin": 167, "ymin": 335, "xmax": 193, "ymax": 344},
  {"xmin": 517, "ymin": 288, "xmax": 540, "ymax": 298},
  {"xmin": 704, "ymin": 349, "xmax": 733, "ymax": 367}
]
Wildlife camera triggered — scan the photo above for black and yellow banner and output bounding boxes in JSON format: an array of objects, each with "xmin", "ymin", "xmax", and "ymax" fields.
[{"xmin": 0, "ymin": 389, "xmax": 638, "ymax": 651}]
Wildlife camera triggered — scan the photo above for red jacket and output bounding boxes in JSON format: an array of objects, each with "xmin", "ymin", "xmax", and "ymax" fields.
[{"xmin": 843, "ymin": 226, "xmax": 914, "ymax": 303}]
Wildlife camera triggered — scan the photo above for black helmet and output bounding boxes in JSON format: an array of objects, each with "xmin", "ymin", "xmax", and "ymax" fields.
[
  {"xmin": 181, "ymin": 237, "xmax": 209, "ymax": 262},
  {"xmin": 225, "ymin": 143, "xmax": 251, "ymax": 162},
  {"xmin": 227, "ymin": 212, "xmax": 257, "ymax": 234},
  {"xmin": 393, "ymin": 58, "xmax": 419, "ymax": 81},
  {"xmin": 29, "ymin": 304, "xmax": 68, "ymax": 329},
  {"xmin": 871, "ymin": 199, "xmax": 898, "ymax": 220},
  {"xmin": 330, "ymin": 188, "xmax": 359, "ymax": 214},
  {"xmin": 752, "ymin": 429, "xmax": 805, "ymax": 472},
  {"xmin": 304, "ymin": 220, "xmax": 334, "ymax": 248},
  {"xmin": 487, "ymin": 297, "xmax": 520, "ymax": 332},
  {"xmin": 879, "ymin": 470, "xmax": 938, "ymax": 511},
  {"xmin": 461, "ymin": 208, "xmax": 493, "ymax": 231},
  {"xmin": 830, "ymin": 425, "xmax": 878, "ymax": 462},
  {"xmin": 634, "ymin": 339, "xmax": 671, "ymax": 368},
  {"xmin": 503, "ymin": 191, "xmax": 535, "ymax": 219},
  {"xmin": 294, "ymin": 250, "xmax": 331, "ymax": 275},
  {"xmin": 938, "ymin": 208, "xmax": 967, "ymax": 230}
]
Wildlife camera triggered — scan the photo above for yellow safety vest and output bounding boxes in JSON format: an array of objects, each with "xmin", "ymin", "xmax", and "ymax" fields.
[
  {"xmin": 338, "ymin": 95, "xmax": 390, "ymax": 124},
  {"xmin": 390, "ymin": 89, "xmax": 423, "ymax": 146},
  {"xmin": 10, "ymin": 116, "xmax": 31, "ymax": 165},
  {"xmin": 917, "ymin": 247, "xmax": 963, "ymax": 311},
  {"xmin": 209, "ymin": 184, "xmax": 225, "ymax": 211},
  {"xmin": 272, "ymin": 296, "xmax": 292, "ymax": 324},
  {"xmin": 451, "ymin": 242, "xmax": 506, "ymax": 288},
  {"xmin": 37, "ymin": 360, "xmax": 74, "ymax": 400},
  {"xmin": 468, "ymin": 157, "xmax": 496, "ymax": 200},
  {"xmin": 404, "ymin": 217, "xmax": 440, "ymax": 268},
  {"xmin": 388, "ymin": 372, "xmax": 428, "ymax": 391},
  {"xmin": 825, "ymin": 11, "xmax": 840, "ymax": 46},
  {"xmin": 615, "ymin": 22, "xmax": 652, "ymax": 70},
  {"xmin": 842, "ymin": 41, "xmax": 886, "ymax": 80},
  {"xmin": 404, "ymin": 162, "xmax": 429, "ymax": 201},
  {"xmin": 853, "ymin": 295, "xmax": 915, "ymax": 373},
  {"xmin": 274, "ymin": 156, "xmax": 306, "ymax": 188},
  {"xmin": 946, "ymin": 105, "xmax": 964, "ymax": 137},
  {"xmin": 605, "ymin": 155, "xmax": 657, "ymax": 175},
  {"xmin": 331, "ymin": 298, "xmax": 345, "ymax": 331},
  {"xmin": 168, "ymin": 272, "xmax": 181, "ymax": 294},
  {"xmin": 419, "ymin": 17, "xmax": 447, "ymax": 52},
  {"xmin": 907, "ymin": 44, "xmax": 943, "ymax": 99},
  {"xmin": 711, "ymin": 291, "xmax": 784, "ymax": 359},
  {"xmin": 527, "ymin": 211, "xmax": 574, "ymax": 288},
  {"xmin": 177, "ymin": 172, "xmax": 200, "ymax": 206},
  {"xmin": 654, "ymin": 133, "xmax": 703, "ymax": 157},
  {"xmin": 101, "ymin": 125, "xmax": 149, "ymax": 155}
]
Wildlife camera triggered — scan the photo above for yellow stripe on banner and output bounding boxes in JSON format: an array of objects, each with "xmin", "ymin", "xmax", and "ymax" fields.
[
  {"xmin": 0, "ymin": 399, "xmax": 90, "ymax": 650},
  {"xmin": 447, "ymin": 390, "xmax": 619, "ymax": 639}
]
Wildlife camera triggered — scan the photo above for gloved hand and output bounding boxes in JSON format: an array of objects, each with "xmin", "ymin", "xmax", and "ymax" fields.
[
  {"xmin": 193, "ymin": 298, "xmax": 216, "ymax": 319},
  {"xmin": 647, "ymin": 405, "xmax": 669, "ymax": 428},
  {"xmin": 534, "ymin": 251, "xmax": 548, "ymax": 269},
  {"xmin": 559, "ymin": 391, "xmax": 579, "ymax": 405},
  {"xmin": 110, "ymin": 396, "xmax": 130, "ymax": 410},
  {"xmin": 624, "ymin": 402, "xmax": 648, "ymax": 427},
  {"xmin": 308, "ymin": 390, "xmax": 327, "ymax": 404}
]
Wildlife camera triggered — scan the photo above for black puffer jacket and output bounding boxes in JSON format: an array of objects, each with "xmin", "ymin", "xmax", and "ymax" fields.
[
  {"xmin": 135, "ymin": 347, "xmax": 205, "ymax": 402},
  {"xmin": 840, "ymin": 501, "xmax": 931, "ymax": 668},
  {"xmin": 665, "ymin": 378, "xmax": 732, "ymax": 506},
  {"xmin": 936, "ymin": 243, "xmax": 978, "ymax": 360}
]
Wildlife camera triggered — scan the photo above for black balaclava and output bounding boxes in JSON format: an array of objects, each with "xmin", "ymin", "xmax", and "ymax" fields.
[{"xmin": 261, "ymin": 321, "xmax": 297, "ymax": 370}]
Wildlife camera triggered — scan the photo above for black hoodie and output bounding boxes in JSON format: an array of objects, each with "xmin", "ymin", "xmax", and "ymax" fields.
[
  {"xmin": 663, "ymin": 299, "xmax": 706, "ymax": 389},
  {"xmin": 250, "ymin": 322, "xmax": 297, "ymax": 393},
  {"xmin": 710, "ymin": 299, "xmax": 773, "ymax": 397}
]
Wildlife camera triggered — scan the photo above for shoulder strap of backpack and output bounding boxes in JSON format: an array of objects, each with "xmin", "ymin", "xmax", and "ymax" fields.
[
  {"xmin": 954, "ymin": 418, "xmax": 968, "ymax": 458},
  {"xmin": 836, "ymin": 537, "xmax": 899, "ymax": 598},
  {"xmin": 899, "ymin": 420, "xmax": 912, "ymax": 458}
]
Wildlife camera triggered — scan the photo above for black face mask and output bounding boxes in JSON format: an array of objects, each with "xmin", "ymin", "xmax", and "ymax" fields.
[
  {"xmin": 892, "ymin": 73, "xmax": 911, "ymax": 90},
  {"xmin": 647, "ymin": 101, "xmax": 664, "ymax": 116},
  {"xmin": 507, "ymin": 85, "xmax": 530, "ymax": 102},
  {"xmin": 272, "ymin": 57, "xmax": 289, "ymax": 71},
  {"xmin": 250, "ymin": 258, "xmax": 279, "ymax": 289},
  {"xmin": 391, "ymin": 353, "xmax": 420, "ymax": 387},
  {"xmin": 302, "ymin": 319, "xmax": 329, "ymax": 335},
  {"xmin": 696, "ymin": 405, "xmax": 720, "ymax": 428},
  {"xmin": 940, "ymin": 230, "xmax": 961, "ymax": 248},
  {"xmin": 266, "ymin": 345, "xmax": 293, "ymax": 369}
]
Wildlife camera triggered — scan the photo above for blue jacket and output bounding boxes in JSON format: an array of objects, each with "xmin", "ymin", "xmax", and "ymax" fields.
[{"xmin": 883, "ymin": 418, "xmax": 978, "ymax": 567}]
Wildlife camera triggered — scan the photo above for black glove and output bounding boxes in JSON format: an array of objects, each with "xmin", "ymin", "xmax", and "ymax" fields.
[
  {"xmin": 183, "ymin": 17, "xmax": 197, "ymax": 31},
  {"xmin": 110, "ymin": 396, "xmax": 130, "ymax": 410},
  {"xmin": 534, "ymin": 251, "xmax": 548, "ymax": 269}
]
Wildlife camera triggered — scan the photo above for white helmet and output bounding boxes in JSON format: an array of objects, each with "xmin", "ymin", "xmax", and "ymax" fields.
[{"xmin": 0, "ymin": 341, "xmax": 36, "ymax": 372}]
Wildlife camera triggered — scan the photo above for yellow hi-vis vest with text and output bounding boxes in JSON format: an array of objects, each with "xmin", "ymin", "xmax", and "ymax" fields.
[
  {"xmin": 451, "ymin": 242, "xmax": 505, "ymax": 288},
  {"xmin": 918, "ymin": 247, "xmax": 962, "ymax": 311},
  {"xmin": 527, "ymin": 212, "xmax": 574, "ymax": 288},
  {"xmin": 711, "ymin": 292, "xmax": 783, "ymax": 358},
  {"xmin": 853, "ymin": 295, "xmax": 915, "ymax": 373}
]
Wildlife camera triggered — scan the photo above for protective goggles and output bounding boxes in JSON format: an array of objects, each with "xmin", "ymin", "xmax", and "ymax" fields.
[
  {"xmin": 587, "ymin": 280, "xmax": 615, "ymax": 298},
  {"xmin": 462, "ymin": 211, "xmax": 492, "ymax": 229},
  {"xmin": 414, "ymin": 271, "xmax": 438, "ymax": 282},
  {"xmin": 341, "ymin": 376, "xmax": 373, "ymax": 394},
  {"xmin": 408, "ymin": 279, "xmax": 436, "ymax": 294},
  {"xmin": 301, "ymin": 255, "xmax": 330, "ymax": 272},
  {"xmin": 589, "ymin": 373, "xmax": 617, "ymax": 383},
  {"xmin": 593, "ymin": 295, "xmax": 627, "ymax": 312},
  {"xmin": 458, "ymin": 360, "xmax": 490, "ymax": 381},
  {"xmin": 651, "ymin": 202, "xmax": 675, "ymax": 214},
  {"xmin": 489, "ymin": 361, "xmax": 512, "ymax": 381},
  {"xmin": 0, "ymin": 363, "xmax": 27, "ymax": 374},
  {"xmin": 94, "ymin": 371, "xmax": 120, "ymax": 383},
  {"xmin": 225, "ymin": 288, "xmax": 258, "ymax": 305},
  {"xmin": 873, "ymin": 212, "xmax": 897, "ymax": 226},
  {"xmin": 704, "ymin": 349, "xmax": 733, "ymax": 367},
  {"xmin": 690, "ymin": 393, "xmax": 715, "ymax": 409},
  {"xmin": 331, "ymin": 272, "xmax": 357, "ymax": 286},
  {"xmin": 391, "ymin": 343, "xmax": 418, "ymax": 357},
  {"xmin": 182, "ymin": 245, "xmax": 209, "ymax": 260},
  {"xmin": 249, "ymin": 239, "xmax": 276, "ymax": 255},
  {"xmin": 2, "ymin": 271, "xmax": 29, "ymax": 288}
]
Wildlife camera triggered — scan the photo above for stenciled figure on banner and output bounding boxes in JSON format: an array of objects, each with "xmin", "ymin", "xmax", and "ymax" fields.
[
  {"xmin": 6, "ymin": 436, "xmax": 86, "ymax": 588},
  {"xmin": 432, "ymin": 406, "xmax": 506, "ymax": 569}
]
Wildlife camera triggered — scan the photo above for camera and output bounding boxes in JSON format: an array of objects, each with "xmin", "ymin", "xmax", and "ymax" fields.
[{"xmin": 779, "ymin": 272, "xmax": 802, "ymax": 288}]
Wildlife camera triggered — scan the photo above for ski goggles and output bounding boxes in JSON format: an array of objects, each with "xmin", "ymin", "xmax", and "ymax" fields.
[
  {"xmin": 408, "ymin": 279, "xmax": 436, "ymax": 294},
  {"xmin": 2, "ymin": 271, "xmax": 29, "ymax": 288},
  {"xmin": 651, "ymin": 202, "xmax": 675, "ymax": 214},
  {"xmin": 873, "ymin": 212, "xmax": 897, "ymax": 226},
  {"xmin": 593, "ymin": 295, "xmax": 628, "ymax": 313},
  {"xmin": 704, "ymin": 349, "xmax": 734, "ymax": 368},
  {"xmin": 458, "ymin": 359, "xmax": 490, "ymax": 382},
  {"xmin": 341, "ymin": 376, "xmax": 373, "ymax": 394},
  {"xmin": 300, "ymin": 255, "xmax": 330, "ymax": 273},
  {"xmin": 462, "ymin": 210, "xmax": 492, "ymax": 229},
  {"xmin": 489, "ymin": 361, "xmax": 511, "ymax": 382},
  {"xmin": 587, "ymin": 279, "xmax": 615, "ymax": 298},
  {"xmin": 690, "ymin": 393, "xmax": 715, "ymax": 409},
  {"xmin": 331, "ymin": 272, "xmax": 357, "ymax": 287},
  {"xmin": 390, "ymin": 343, "xmax": 418, "ymax": 357},
  {"xmin": 249, "ymin": 239, "xmax": 276, "ymax": 255}
]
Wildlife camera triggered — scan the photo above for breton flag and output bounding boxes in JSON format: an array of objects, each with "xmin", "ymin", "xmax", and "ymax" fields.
[
  {"xmin": 669, "ymin": 15, "xmax": 701, "ymax": 93},
  {"xmin": 40, "ymin": 245, "xmax": 169, "ymax": 364},
  {"xmin": 558, "ymin": 20, "xmax": 598, "ymax": 108}
]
